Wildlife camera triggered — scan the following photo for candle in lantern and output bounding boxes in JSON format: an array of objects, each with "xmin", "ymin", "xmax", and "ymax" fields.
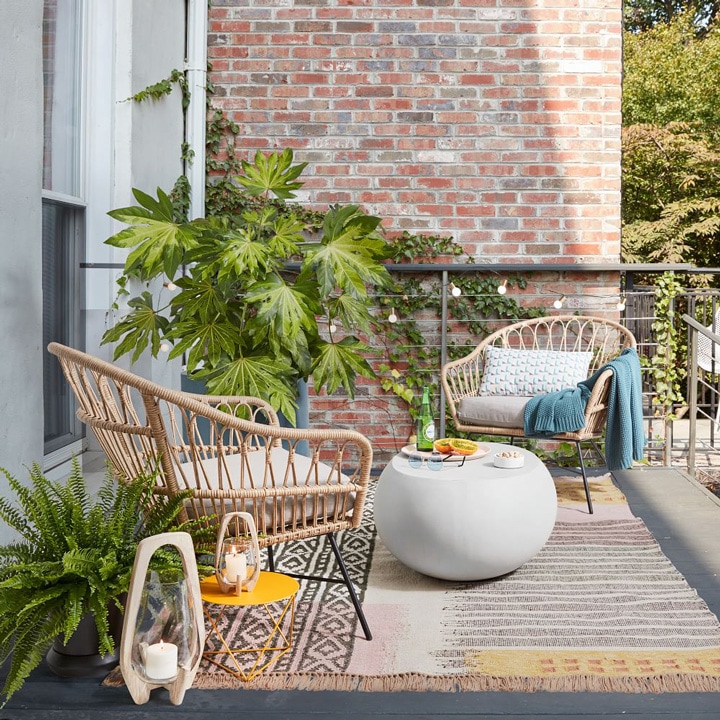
[
  {"xmin": 143, "ymin": 639, "xmax": 178, "ymax": 681},
  {"xmin": 225, "ymin": 550, "xmax": 247, "ymax": 584}
]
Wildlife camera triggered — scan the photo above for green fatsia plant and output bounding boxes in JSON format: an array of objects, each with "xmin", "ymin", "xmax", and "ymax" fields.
[
  {"xmin": 103, "ymin": 149, "xmax": 392, "ymax": 423},
  {"xmin": 0, "ymin": 459, "xmax": 211, "ymax": 707}
]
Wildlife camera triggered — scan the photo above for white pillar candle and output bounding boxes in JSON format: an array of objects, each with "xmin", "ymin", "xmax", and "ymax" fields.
[
  {"xmin": 144, "ymin": 639, "xmax": 178, "ymax": 681},
  {"xmin": 225, "ymin": 551, "xmax": 247, "ymax": 584}
]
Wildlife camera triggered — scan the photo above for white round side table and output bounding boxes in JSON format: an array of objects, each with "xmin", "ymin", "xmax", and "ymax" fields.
[{"xmin": 373, "ymin": 442, "xmax": 557, "ymax": 581}]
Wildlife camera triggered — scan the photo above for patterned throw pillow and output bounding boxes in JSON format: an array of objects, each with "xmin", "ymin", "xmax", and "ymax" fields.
[{"xmin": 478, "ymin": 346, "xmax": 593, "ymax": 396}]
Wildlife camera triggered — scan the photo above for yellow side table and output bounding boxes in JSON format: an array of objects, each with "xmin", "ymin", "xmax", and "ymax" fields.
[{"xmin": 200, "ymin": 571, "xmax": 300, "ymax": 681}]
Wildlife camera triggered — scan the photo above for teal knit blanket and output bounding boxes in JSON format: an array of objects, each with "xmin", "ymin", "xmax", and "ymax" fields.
[{"xmin": 523, "ymin": 347, "xmax": 646, "ymax": 470}]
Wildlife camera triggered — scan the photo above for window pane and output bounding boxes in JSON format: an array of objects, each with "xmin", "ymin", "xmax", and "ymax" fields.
[
  {"xmin": 43, "ymin": 0, "xmax": 83, "ymax": 195},
  {"xmin": 43, "ymin": 200, "xmax": 83, "ymax": 452}
]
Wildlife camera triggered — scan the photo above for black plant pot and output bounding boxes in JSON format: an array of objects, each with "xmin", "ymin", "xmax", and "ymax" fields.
[{"xmin": 45, "ymin": 601, "xmax": 124, "ymax": 678}]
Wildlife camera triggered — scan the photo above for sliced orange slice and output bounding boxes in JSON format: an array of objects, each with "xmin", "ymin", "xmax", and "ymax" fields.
[{"xmin": 448, "ymin": 438, "xmax": 479, "ymax": 456}]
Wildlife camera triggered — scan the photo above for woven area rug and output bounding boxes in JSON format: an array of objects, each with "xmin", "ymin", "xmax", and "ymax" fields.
[{"xmin": 108, "ymin": 475, "xmax": 720, "ymax": 693}]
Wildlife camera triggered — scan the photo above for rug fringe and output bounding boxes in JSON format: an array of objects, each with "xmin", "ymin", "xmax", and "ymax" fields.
[{"xmin": 103, "ymin": 668, "xmax": 720, "ymax": 694}]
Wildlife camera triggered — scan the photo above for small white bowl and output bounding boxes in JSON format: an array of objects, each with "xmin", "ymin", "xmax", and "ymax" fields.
[{"xmin": 493, "ymin": 452, "xmax": 525, "ymax": 469}]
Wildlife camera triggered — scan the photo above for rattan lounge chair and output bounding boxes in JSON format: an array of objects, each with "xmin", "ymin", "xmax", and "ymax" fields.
[
  {"xmin": 48, "ymin": 342, "xmax": 373, "ymax": 640},
  {"xmin": 441, "ymin": 316, "xmax": 638, "ymax": 513}
]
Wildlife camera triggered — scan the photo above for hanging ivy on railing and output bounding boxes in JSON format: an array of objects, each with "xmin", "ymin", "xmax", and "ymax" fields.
[
  {"xmin": 643, "ymin": 271, "xmax": 687, "ymax": 420},
  {"xmin": 373, "ymin": 233, "xmax": 545, "ymax": 426}
]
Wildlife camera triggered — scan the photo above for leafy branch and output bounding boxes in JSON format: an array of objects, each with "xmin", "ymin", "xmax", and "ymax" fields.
[{"xmin": 641, "ymin": 271, "xmax": 686, "ymax": 419}]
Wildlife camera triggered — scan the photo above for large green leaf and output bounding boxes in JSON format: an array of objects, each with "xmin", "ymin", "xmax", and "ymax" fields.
[
  {"xmin": 170, "ymin": 275, "xmax": 237, "ymax": 324},
  {"xmin": 166, "ymin": 317, "xmax": 244, "ymax": 372},
  {"xmin": 327, "ymin": 293, "xmax": 375, "ymax": 335},
  {"xmin": 236, "ymin": 149, "xmax": 308, "ymax": 200},
  {"xmin": 310, "ymin": 337, "xmax": 376, "ymax": 396},
  {"xmin": 106, "ymin": 188, "xmax": 198, "ymax": 279},
  {"xmin": 194, "ymin": 354, "xmax": 298, "ymax": 423},
  {"xmin": 245, "ymin": 274, "xmax": 319, "ymax": 340},
  {"xmin": 266, "ymin": 212, "xmax": 306, "ymax": 256},
  {"xmin": 102, "ymin": 292, "xmax": 169, "ymax": 362},
  {"xmin": 303, "ymin": 205, "xmax": 391, "ymax": 299},
  {"xmin": 215, "ymin": 227, "xmax": 277, "ymax": 282}
]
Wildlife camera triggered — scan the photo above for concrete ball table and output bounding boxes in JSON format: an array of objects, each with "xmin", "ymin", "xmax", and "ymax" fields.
[{"xmin": 373, "ymin": 442, "xmax": 557, "ymax": 581}]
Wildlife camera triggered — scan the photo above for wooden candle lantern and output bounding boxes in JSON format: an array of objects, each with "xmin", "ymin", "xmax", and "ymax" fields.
[
  {"xmin": 119, "ymin": 532, "xmax": 204, "ymax": 705},
  {"xmin": 214, "ymin": 511, "xmax": 261, "ymax": 594}
]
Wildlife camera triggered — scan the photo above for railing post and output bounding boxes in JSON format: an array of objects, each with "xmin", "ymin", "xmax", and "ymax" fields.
[
  {"xmin": 684, "ymin": 314, "xmax": 699, "ymax": 477},
  {"xmin": 664, "ymin": 284, "xmax": 675, "ymax": 466},
  {"xmin": 439, "ymin": 270, "xmax": 448, "ymax": 439},
  {"xmin": 687, "ymin": 324, "xmax": 698, "ymax": 477}
]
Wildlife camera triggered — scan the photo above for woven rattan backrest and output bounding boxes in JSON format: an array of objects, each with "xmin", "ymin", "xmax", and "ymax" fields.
[
  {"xmin": 442, "ymin": 315, "xmax": 637, "ymax": 404},
  {"xmin": 484, "ymin": 315, "xmax": 636, "ymax": 373},
  {"xmin": 47, "ymin": 342, "xmax": 183, "ymax": 491},
  {"xmin": 47, "ymin": 343, "xmax": 374, "ymax": 537}
]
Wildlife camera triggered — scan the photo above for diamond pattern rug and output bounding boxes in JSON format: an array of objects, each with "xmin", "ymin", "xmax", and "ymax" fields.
[{"xmin": 106, "ymin": 475, "xmax": 720, "ymax": 693}]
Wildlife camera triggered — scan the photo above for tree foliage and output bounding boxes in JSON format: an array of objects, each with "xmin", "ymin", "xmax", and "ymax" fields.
[
  {"xmin": 622, "ymin": 123, "xmax": 720, "ymax": 223},
  {"xmin": 624, "ymin": 0, "xmax": 719, "ymax": 34},
  {"xmin": 622, "ymin": 13, "xmax": 720, "ymax": 275},
  {"xmin": 623, "ymin": 14, "xmax": 720, "ymax": 130}
]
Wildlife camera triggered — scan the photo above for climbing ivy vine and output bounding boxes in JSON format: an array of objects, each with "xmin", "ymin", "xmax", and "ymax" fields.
[
  {"xmin": 643, "ymin": 271, "xmax": 686, "ymax": 420},
  {"xmin": 372, "ymin": 233, "xmax": 545, "ymax": 430}
]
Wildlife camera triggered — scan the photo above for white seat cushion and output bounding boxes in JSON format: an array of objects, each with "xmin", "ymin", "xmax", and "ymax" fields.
[
  {"xmin": 174, "ymin": 445, "xmax": 355, "ymax": 527},
  {"xmin": 457, "ymin": 395, "xmax": 531, "ymax": 429}
]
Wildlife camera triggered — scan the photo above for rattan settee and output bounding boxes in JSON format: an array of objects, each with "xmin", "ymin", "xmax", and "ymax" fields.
[
  {"xmin": 48, "ymin": 342, "xmax": 373, "ymax": 639},
  {"xmin": 441, "ymin": 316, "xmax": 637, "ymax": 513}
]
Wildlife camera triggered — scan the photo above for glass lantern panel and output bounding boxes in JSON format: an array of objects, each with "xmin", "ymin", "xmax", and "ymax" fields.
[
  {"xmin": 131, "ymin": 568, "xmax": 200, "ymax": 683},
  {"xmin": 219, "ymin": 536, "xmax": 257, "ymax": 587}
]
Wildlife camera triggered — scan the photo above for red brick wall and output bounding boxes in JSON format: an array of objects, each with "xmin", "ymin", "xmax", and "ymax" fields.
[{"xmin": 207, "ymin": 0, "xmax": 623, "ymax": 462}]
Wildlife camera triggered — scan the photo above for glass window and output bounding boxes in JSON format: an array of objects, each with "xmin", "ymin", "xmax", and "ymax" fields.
[
  {"xmin": 43, "ymin": 201, "xmax": 84, "ymax": 453},
  {"xmin": 42, "ymin": 0, "xmax": 83, "ymax": 196},
  {"xmin": 42, "ymin": 0, "xmax": 85, "ymax": 458}
]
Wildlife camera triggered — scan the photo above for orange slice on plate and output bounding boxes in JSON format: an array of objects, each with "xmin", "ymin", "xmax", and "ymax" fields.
[{"xmin": 448, "ymin": 438, "xmax": 479, "ymax": 456}]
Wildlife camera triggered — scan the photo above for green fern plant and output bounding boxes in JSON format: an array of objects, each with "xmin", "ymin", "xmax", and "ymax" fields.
[{"xmin": 0, "ymin": 459, "xmax": 211, "ymax": 707}]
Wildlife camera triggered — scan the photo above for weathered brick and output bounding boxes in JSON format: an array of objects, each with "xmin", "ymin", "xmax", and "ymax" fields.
[{"xmin": 208, "ymin": 0, "xmax": 622, "ymax": 451}]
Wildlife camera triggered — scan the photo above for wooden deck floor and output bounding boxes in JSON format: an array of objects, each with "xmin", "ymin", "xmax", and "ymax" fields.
[{"xmin": 3, "ymin": 466, "xmax": 720, "ymax": 720}]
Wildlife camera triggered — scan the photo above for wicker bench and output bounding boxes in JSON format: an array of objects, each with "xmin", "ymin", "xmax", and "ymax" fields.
[{"xmin": 441, "ymin": 316, "xmax": 637, "ymax": 513}]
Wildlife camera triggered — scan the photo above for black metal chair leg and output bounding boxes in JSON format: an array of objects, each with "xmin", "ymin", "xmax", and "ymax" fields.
[
  {"xmin": 590, "ymin": 439, "xmax": 606, "ymax": 465},
  {"xmin": 266, "ymin": 544, "xmax": 276, "ymax": 572},
  {"xmin": 576, "ymin": 441, "xmax": 594, "ymax": 514},
  {"xmin": 328, "ymin": 534, "xmax": 373, "ymax": 641}
]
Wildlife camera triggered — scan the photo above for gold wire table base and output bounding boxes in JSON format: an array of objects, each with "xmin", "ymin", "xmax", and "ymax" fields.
[{"xmin": 200, "ymin": 572, "xmax": 298, "ymax": 682}]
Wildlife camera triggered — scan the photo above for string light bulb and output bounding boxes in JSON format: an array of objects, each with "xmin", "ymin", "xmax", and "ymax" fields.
[
  {"xmin": 388, "ymin": 308, "xmax": 398, "ymax": 324},
  {"xmin": 553, "ymin": 295, "xmax": 566, "ymax": 310},
  {"xmin": 159, "ymin": 342, "xmax": 171, "ymax": 353},
  {"xmin": 329, "ymin": 319, "xmax": 337, "ymax": 334},
  {"xmin": 617, "ymin": 295, "xmax": 626, "ymax": 312},
  {"xmin": 448, "ymin": 282, "xmax": 462, "ymax": 298},
  {"xmin": 497, "ymin": 279, "xmax": 507, "ymax": 295},
  {"xmin": 163, "ymin": 281, "xmax": 177, "ymax": 291}
]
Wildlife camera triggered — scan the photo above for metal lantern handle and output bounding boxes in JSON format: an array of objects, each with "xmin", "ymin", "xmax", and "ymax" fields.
[{"xmin": 214, "ymin": 511, "xmax": 261, "ymax": 594}]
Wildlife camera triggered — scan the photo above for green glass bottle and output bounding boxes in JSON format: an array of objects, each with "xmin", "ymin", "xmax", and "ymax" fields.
[{"xmin": 416, "ymin": 386, "xmax": 435, "ymax": 451}]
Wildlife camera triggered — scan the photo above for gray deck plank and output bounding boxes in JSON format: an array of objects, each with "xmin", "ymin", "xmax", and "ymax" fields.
[
  {"xmin": 612, "ymin": 466, "xmax": 720, "ymax": 617},
  {"xmin": 3, "ymin": 466, "xmax": 720, "ymax": 719}
]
